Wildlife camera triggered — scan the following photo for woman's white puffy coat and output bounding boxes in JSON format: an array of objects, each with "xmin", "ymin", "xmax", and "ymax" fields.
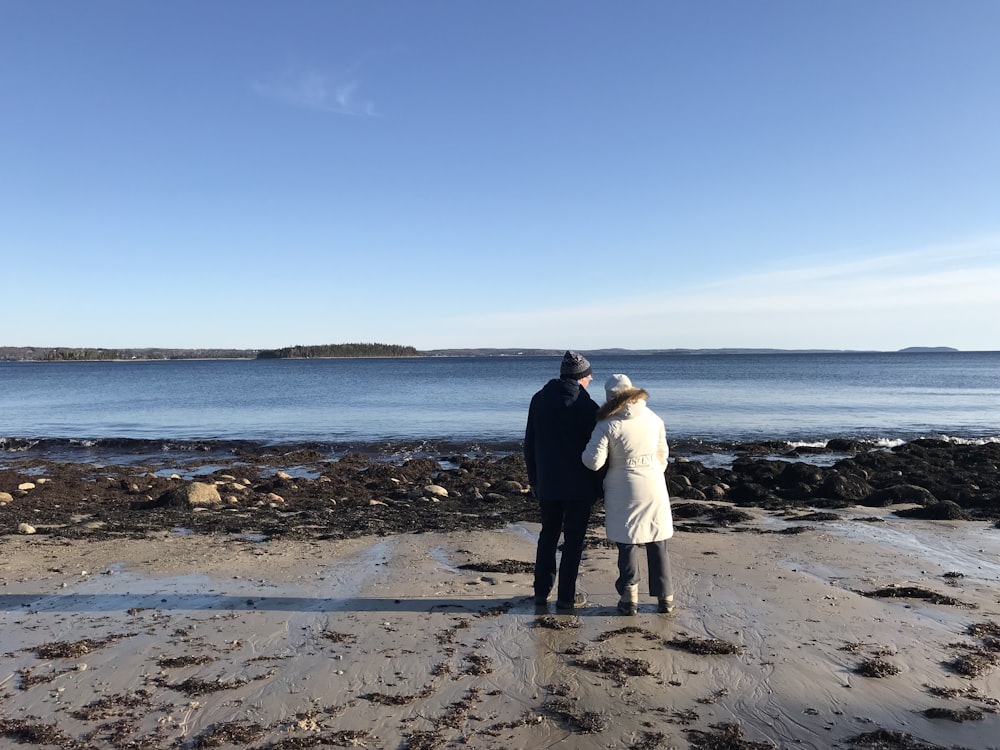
[{"xmin": 582, "ymin": 388, "xmax": 673, "ymax": 545}]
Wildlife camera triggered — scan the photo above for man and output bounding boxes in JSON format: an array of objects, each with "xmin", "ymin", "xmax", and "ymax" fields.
[{"xmin": 524, "ymin": 350, "xmax": 602, "ymax": 610}]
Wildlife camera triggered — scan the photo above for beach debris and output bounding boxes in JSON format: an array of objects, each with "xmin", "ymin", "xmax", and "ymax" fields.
[
  {"xmin": 594, "ymin": 626, "xmax": 659, "ymax": 643},
  {"xmin": 543, "ymin": 697, "xmax": 607, "ymax": 733},
  {"xmin": 573, "ymin": 654, "xmax": 654, "ymax": 685},
  {"xmin": 360, "ymin": 688, "xmax": 432, "ymax": 705},
  {"xmin": 685, "ymin": 721, "xmax": 777, "ymax": 749},
  {"xmin": 167, "ymin": 673, "xmax": 267, "ymax": 696},
  {"xmin": 432, "ymin": 686, "xmax": 482, "ymax": 730},
  {"xmin": 481, "ymin": 711, "xmax": 546, "ymax": 737},
  {"xmin": 628, "ymin": 730, "xmax": 669, "ymax": 749},
  {"xmin": 924, "ymin": 685, "xmax": 1000, "ymax": 706},
  {"xmin": 966, "ymin": 620, "xmax": 1000, "ymax": 639},
  {"xmin": 921, "ymin": 706, "xmax": 984, "ymax": 722},
  {"xmin": 760, "ymin": 525, "xmax": 814, "ymax": 535},
  {"xmin": 666, "ymin": 635, "xmax": 741, "ymax": 655},
  {"xmin": 847, "ymin": 727, "xmax": 974, "ymax": 749},
  {"xmin": 190, "ymin": 721, "xmax": 267, "ymax": 748},
  {"xmin": 16, "ymin": 666, "xmax": 72, "ymax": 690},
  {"xmin": 32, "ymin": 633, "xmax": 135, "ymax": 659},
  {"xmin": 855, "ymin": 657, "xmax": 902, "ymax": 678},
  {"xmin": 436, "ymin": 618, "xmax": 471, "ymax": 644},
  {"xmin": 461, "ymin": 652, "xmax": 493, "ymax": 676},
  {"xmin": 457, "ymin": 559, "xmax": 533, "ymax": 574},
  {"xmin": 402, "ymin": 729, "xmax": 446, "ymax": 750},
  {"xmin": 531, "ymin": 615, "xmax": 579, "ymax": 630},
  {"xmin": 855, "ymin": 585, "xmax": 965, "ymax": 607},
  {"xmin": 696, "ymin": 688, "xmax": 730, "ymax": 705},
  {"xmin": 156, "ymin": 654, "xmax": 216, "ymax": 668},
  {"xmin": 69, "ymin": 690, "xmax": 152, "ymax": 721},
  {"xmin": 789, "ymin": 511, "xmax": 841, "ymax": 522},
  {"xmin": 0, "ymin": 719, "xmax": 77, "ymax": 747},
  {"xmin": 319, "ymin": 630, "xmax": 358, "ymax": 645},
  {"xmin": 946, "ymin": 648, "xmax": 999, "ymax": 678}
]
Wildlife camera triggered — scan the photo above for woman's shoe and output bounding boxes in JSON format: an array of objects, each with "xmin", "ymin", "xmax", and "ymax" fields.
[
  {"xmin": 617, "ymin": 599, "xmax": 638, "ymax": 616},
  {"xmin": 617, "ymin": 583, "xmax": 639, "ymax": 615}
]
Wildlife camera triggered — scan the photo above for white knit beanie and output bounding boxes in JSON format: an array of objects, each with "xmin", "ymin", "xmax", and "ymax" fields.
[{"xmin": 604, "ymin": 373, "xmax": 633, "ymax": 401}]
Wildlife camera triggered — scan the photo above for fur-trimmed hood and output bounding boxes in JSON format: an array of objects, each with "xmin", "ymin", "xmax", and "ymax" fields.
[{"xmin": 596, "ymin": 387, "xmax": 649, "ymax": 421}]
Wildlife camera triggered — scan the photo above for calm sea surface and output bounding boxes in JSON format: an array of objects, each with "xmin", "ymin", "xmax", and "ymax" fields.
[{"xmin": 1, "ymin": 352, "xmax": 998, "ymax": 461}]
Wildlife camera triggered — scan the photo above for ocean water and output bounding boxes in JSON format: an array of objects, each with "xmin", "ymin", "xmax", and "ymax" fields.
[{"xmin": 1, "ymin": 352, "xmax": 997, "ymax": 462}]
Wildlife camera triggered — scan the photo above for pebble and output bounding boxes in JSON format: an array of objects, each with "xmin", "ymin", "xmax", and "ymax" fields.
[{"xmin": 17, "ymin": 523, "xmax": 36, "ymax": 535}]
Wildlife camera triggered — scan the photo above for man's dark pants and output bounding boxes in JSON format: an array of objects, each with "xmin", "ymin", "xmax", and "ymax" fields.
[{"xmin": 534, "ymin": 498, "xmax": 593, "ymax": 603}]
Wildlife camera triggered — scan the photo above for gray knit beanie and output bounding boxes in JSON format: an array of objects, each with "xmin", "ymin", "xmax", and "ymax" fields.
[{"xmin": 559, "ymin": 350, "xmax": 592, "ymax": 379}]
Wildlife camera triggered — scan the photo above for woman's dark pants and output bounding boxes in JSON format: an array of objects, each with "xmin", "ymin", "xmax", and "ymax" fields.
[{"xmin": 615, "ymin": 539, "xmax": 672, "ymax": 598}]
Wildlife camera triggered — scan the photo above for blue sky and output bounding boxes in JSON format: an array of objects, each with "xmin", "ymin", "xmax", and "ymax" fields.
[{"xmin": 2, "ymin": 1, "xmax": 998, "ymax": 351}]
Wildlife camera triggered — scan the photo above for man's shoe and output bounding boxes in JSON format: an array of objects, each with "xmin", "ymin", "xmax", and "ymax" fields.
[
  {"xmin": 555, "ymin": 593, "xmax": 587, "ymax": 611},
  {"xmin": 657, "ymin": 596, "xmax": 675, "ymax": 615},
  {"xmin": 533, "ymin": 593, "xmax": 549, "ymax": 606}
]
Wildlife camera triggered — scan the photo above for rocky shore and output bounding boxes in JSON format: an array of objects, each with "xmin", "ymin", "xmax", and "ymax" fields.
[
  {"xmin": 2, "ymin": 438, "xmax": 998, "ymax": 541},
  {"xmin": 2, "ymin": 438, "xmax": 999, "ymax": 750}
]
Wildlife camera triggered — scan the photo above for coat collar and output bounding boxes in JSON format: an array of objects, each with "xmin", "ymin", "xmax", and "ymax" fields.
[{"xmin": 597, "ymin": 388, "xmax": 649, "ymax": 420}]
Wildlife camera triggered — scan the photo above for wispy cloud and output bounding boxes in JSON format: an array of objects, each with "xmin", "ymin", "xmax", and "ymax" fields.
[
  {"xmin": 251, "ymin": 65, "xmax": 375, "ymax": 116},
  {"xmin": 443, "ymin": 234, "xmax": 1000, "ymax": 350}
]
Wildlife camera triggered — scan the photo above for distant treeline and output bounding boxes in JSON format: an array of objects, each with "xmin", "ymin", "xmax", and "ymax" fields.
[
  {"xmin": 0, "ymin": 343, "xmax": 420, "ymax": 362},
  {"xmin": 0, "ymin": 347, "xmax": 253, "ymax": 361},
  {"xmin": 256, "ymin": 343, "xmax": 420, "ymax": 359}
]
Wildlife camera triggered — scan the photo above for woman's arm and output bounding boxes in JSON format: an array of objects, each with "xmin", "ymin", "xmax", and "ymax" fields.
[{"xmin": 582, "ymin": 421, "xmax": 610, "ymax": 471}]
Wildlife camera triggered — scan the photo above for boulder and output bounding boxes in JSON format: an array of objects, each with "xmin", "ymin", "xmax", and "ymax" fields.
[
  {"xmin": 728, "ymin": 481, "xmax": 779, "ymax": 507},
  {"xmin": 777, "ymin": 462, "xmax": 824, "ymax": 489},
  {"xmin": 153, "ymin": 481, "xmax": 222, "ymax": 508},
  {"xmin": 895, "ymin": 501, "xmax": 970, "ymax": 521},
  {"xmin": 817, "ymin": 473, "xmax": 874, "ymax": 503},
  {"xmin": 863, "ymin": 484, "xmax": 938, "ymax": 507}
]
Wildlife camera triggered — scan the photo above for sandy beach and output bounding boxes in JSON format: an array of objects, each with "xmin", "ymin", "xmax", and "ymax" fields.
[{"xmin": 3, "ymin": 502, "xmax": 999, "ymax": 750}]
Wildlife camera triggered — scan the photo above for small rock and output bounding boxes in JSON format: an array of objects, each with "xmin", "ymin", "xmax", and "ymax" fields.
[
  {"xmin": 424, "ymin": 484, "xmax": 449, "ymax": 498},
  {"xmin": 18, "ymin": 523, "xmax": 37, "ymax": 535},
  {"xmin": 17, "ymin": 482, "xmax": 36, "ymax": 491},
  {"xmin": 276, "ymin": 471, "xmax": 293, "ymax": 480},
  {"xmin": 0, "ymin": 491, "xmax": 13, "ymax": 504}
]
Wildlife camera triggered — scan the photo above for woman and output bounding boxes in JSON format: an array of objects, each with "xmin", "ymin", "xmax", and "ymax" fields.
[{"xmin": 582, "ymin": 374, "xmax": 674, "ymax": 615}]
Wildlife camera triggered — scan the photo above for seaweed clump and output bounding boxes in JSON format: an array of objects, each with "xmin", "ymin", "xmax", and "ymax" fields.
[{"xmin": 666, "ymin": 636, "xmax": 741, "ymax": 655}]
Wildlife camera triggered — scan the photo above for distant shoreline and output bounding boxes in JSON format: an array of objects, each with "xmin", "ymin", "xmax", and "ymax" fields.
[{"xmin": 0, "ymin": 345, "xmax": 966, "ymax": 362}]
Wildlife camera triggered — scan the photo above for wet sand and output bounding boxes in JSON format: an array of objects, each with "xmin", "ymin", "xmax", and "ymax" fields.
[{"xmin": 3, "ymin": 506, "xmax": 1000, "ymax": 749}]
